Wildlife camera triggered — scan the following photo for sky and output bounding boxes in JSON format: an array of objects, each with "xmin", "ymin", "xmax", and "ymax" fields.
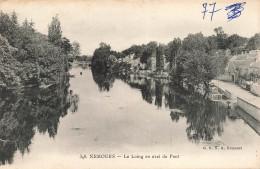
[{"xmin": 0, "ymin": 0, "xmax": 260, "ymax": 55}]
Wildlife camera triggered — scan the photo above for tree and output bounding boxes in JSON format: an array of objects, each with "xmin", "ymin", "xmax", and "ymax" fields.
[
  {"xmin": 0, "ymin": 34, "xmax": 21, "ymax": 88},
  {"xmin": 71, "ymin": 41, "xmax": 81, "ymax": 57},
  {"xmin": 245, "ymin": 33, "xmax": 260, "ymax": 52},
  {"xmin": 140, "ymin": 41, "xmax": 158, "ymax": 69},
  {"xmin": 91, "ymin": 42, "xmax": 111, "ymax": 73},
  {"xmin": 182, "ymin": 50, "xmax": 214, "ymax": 90},
  {"xmin": 214, "ymin": 27, "xmax": 228, "ymax": 50},
  {"xmin": 166, "ymin": 38, "xmax": 182, "ymax": 70},
  {"xmin": 48, "ymin": 15, "xmax": 62, "ymax": 46},
  {"xmin": 182, "ymin": 33, "xmax": 207, "ymax": 52},
  {"xmin": 226, "ymin": 34, "xmax": 247, "ymax": 54},
  {"xmin": 16, "ymin": 18, "xmax": 35, "ymax": 49},
  {"xmin": 61, "ymin": 37, "xmax": 72, "ymax": 54},
  {"xmin": 0, "ymin": 12, "xmax": 20, "ymax": 46},
  {"xmin": 121, "ymin": 44, "xmax": 143, "ymax": 58},
  {"xmin": 205, "ymin": 35, "xmax": 218, "ymax": 52},
  {"xmin": 156, "ymin": 44, "xmax": 164, "ymax": 71}
]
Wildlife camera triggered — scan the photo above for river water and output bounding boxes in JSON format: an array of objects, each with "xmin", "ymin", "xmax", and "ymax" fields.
[{"xmin": 1, "ymin": 65, "xmax": 260, "ymax": 168}]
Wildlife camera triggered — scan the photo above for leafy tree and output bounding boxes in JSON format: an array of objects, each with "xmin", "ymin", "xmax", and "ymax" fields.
[
  {"xmin": 226, "ymin": 34, "xmax": 247, "ymax": 54},
  {"xmin": 0, "ymin": 12, "xmax": 20, "ymax": 47},
  {"xmin": 71, "ymin": 41, "xmax": 80, "ymax": 56},
  {"xmin": 214, "ymin": 27, "xmax": 228, "ymax": 50},
  {"xmin": 140, "ymin": 41, "xmax": 158, "ymax": 69},
  {"xmin": 166, "ymin": 38, "xmax": 182, "ymax": 70},
  {"xmin": 245, "ymin": 33, "xmax": 260, "ymax": 51},
  {"xmin": 16, "ymin": 19, "xmax": 35, "ymax": 49},
  {"xmin": 61, "ymin": 37, "xmax": 72, "ymax": 54},
  {"xmin": 182, "ymin": 50, "xmax": 215, "ymax": 90},
  {"xmin": 122, "ymin": 44, "xmax": 143, "ymax": 58},
  {"xmin": 91, "ymin": 42, "xmax": 111, "ymax": 73},
  {"xmin": 110, "ymin": 50, "xmax": 123, "ymax": 59},
  {"xmin": 156, "ymin": 44, "xmax": 164, "ymax": 71},
  {"xmin": 178, "ymin": 33, "xmax": 219, "ymax": 90},
  {"xmin": 48, "ymin": 15, "xmax": 62, "ymax": 46},
  {"xmin": 0, "ymin": 34, "xmax": 21, "ymax": 88},
  {"xmin": 182, "ymin": 33, "xmax": 207, "ymax": 52},
  {"xmin": 205, "ymin": 35, "xmax": 218, "ymax": 52}
]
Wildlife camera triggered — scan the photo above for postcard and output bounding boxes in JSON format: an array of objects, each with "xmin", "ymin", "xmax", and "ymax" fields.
[{"xmin": 0, "ymin": 0, "xmax": 260, "ymax": 168}]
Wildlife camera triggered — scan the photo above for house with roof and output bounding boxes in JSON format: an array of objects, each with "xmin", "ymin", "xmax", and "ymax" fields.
[
  {"xmin": 226, "ymin": 52, "xmax": 257, "ymax": 85},
  {"xmin": 224, "ymin": 50, "xmax": 260, "ymax": 95},
  {"xmin": 249, "ymin": 54, "xmax": 260, "ymax": 95},
  {"xmin": 122, "ymin": 53, "xmax": 143, "ymax": 72},
  {"xmin": 250, "ymin": 60, "xmax": 260, "ymax": 83}
]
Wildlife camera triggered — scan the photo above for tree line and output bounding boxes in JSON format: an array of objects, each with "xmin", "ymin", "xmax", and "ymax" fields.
[
  {"xmin": 0, "ymin": 11, "xmax": 80, "ymax": 89},
  {"xmin": 0, "ymin": 11, "xmax": 80, "ymax": 165},
  {"xmin": 91, "ymin": 27, "xmax": 260, "ymax": 91}
]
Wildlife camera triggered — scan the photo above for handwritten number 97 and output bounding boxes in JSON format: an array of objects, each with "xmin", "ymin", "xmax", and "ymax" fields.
[{"xmin": 202, "ymin": 2, "xmax": 246, "ymax": 22}]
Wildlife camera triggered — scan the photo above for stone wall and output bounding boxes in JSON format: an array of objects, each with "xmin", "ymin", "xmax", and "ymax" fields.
[{"xmin": 237, "ymin": 97, "xmax": 260, "ymax": 122}]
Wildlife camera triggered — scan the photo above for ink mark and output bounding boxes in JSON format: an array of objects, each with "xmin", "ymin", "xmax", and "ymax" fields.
[
  {"xmin": 225, "ymin": 2, "xmax": 246, "ymax": 22},
  {"xmin": 202, "ymin": 2, "xmax": 221, "ymax": 21},
  {"xmin": 209, "ymin": 2, "xmax": 221, "ymax": 21},
  {"xmin": 202, "ymin": 3, "xmax": 208, "ymax": 20}
]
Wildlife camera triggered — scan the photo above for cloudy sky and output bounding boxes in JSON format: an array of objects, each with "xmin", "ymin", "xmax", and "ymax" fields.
[{"xmin": 1, "ymin": 0, "xmax": 259, "ymax": 55}]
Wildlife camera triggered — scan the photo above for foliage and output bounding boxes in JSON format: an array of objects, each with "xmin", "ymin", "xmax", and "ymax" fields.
[
  {"xmin": 165, "ymin": 38, "xmax": 182, "ymax": 70},
  {"xmin": 245, "ymin": 33, "xmax": 260, "ymax": 51},
  {"xmin": 91, "ymin": 27, "xmax": 259, "ymax": 91},
  {"xmin": 226, "ymin": 34, "xmax": 248, "ymax": 55},
  {"xmin": 71, "ymin": 41, "xmax": 80, "ymax": 57},
  {"xmin": 0, "ymin": 79, "xmax": 79, "ymax": 165},
  {"xmin": 0, "ymin": 12, "xmax": 20, "ymax": 47},
  {"xmin": 214, "ymin": 27, "xmax": 228, "ymax": 50},
  {"xmin": 91, "ymin": 42, "xmax": 112, "ymax": 73},
  {"xmin": 122, "ymin": 44, "xmax": 143, "ymax": 58},
  {"xmin": 0, "ymin": 34, "xmax": 21, "ymax": 88},
  {"xmin": 48, "ymin": 15, "xmax": 62, "ymax": 46},
  {"xmin": 0, "ymin": 11, "xmax": 73, "ymax": 88},
  {"xmin": 156, "ymin": 44, "xmax": 164, "ymax": 71}
]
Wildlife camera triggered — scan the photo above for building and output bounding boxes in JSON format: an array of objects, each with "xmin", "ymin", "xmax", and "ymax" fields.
[
  {"xmin": 224, "ymin": 50, "xmax": 260, "ymax": 95},
  {"xmin": 226, "ymin": 51, "xmax": 258, "ymax": 84},
  {"xmin": 249, "ymin": 56, "xmax": 260, "ymax": 95}
]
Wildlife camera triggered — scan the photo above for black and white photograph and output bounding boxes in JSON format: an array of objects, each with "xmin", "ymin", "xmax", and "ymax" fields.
[{"xmin": 0, "ymin": 0, "xmax": 260, "ymax": 168}]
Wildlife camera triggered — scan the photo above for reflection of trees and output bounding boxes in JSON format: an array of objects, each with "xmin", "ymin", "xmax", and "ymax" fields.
[
  {"xmin": 124, "ymin": 77, "xmax": 228, "ymax": 144},
  {"xmin": 170, "ymin": 111, "xmax": 186, "ymax": 123},
  {"xmin": 170, "ymin": 111, "xmax": 180, "ymax": 122},
  {"xmin": 141, "ymin": 80, "xmax": 154, "ymax": 104},
  {"xmin": 126, "ymin": 78, "xmax": 155, "ymax": 104},
  {"xmin": 165, "ymin": 88, "xmax": 227, "ymax": 144},
  {"xmin": 155, "ymin": 81, "xmax": 163, "ymax": 108},
  {"xmin": 185, "ymin": 97, "xmax": 226, "ymax": 144},
  {"xmin": 0, "ymin": 142, "xmax": 16, "ymax": 165},
  {"xmin": 164, "ymin": 86, "xmax": 188, "ymax": 110},
  {"xmin": 0, "ymin": 75, "xmax": 79, "ymax": 165},
  {"xmin": 91, "ymin": 68, "xmax": 116, "ymax": 92},
  {"xmin": 68, "ymin": 90, "xmax": 79, "ymax": 113},
  {"xmin": 95, "ymin": 69, "xmax": 228, "ymax": 144}
]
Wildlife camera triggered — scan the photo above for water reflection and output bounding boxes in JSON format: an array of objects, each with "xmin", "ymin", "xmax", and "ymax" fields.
[
  {"xmin": 91, "ymin": 73, "xmax": 254, "ymax": 144},
  {"xmin": 0, "ymin": 81, "xmax": 79, "ymax": 165},
  {"xmin": 184, "ymin": 98, "xmax": 226, "ymax": 144},
  {"xmin": 91, "ymin": 69, "xmax": 116, "ymax": 92}
]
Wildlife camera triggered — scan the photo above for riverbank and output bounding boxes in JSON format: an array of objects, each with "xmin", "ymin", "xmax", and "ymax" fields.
[{"xmin": 211, "ymin": 79, "xmax": 260, "ymax": 122}]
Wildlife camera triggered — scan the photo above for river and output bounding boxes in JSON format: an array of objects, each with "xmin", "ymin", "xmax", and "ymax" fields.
[{"xmin": 1, "ymin": 65, "xmax": 260, "ymax": 168}]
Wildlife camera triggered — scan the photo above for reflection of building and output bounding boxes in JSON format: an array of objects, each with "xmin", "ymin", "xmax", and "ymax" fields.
[
  {"xmin": 150, "ymin": 50, "xmax": 156, "ymax": 71},
  {"xmin": 164, "ymin": 55, "xmax": 169, "ymax": 71}
]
